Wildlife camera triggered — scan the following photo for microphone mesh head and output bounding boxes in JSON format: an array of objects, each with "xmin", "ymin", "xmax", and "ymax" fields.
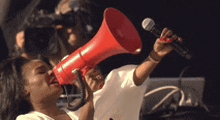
[{"xmin": 142, "ymin": 18, "xmax": 155, "ymax": 31}]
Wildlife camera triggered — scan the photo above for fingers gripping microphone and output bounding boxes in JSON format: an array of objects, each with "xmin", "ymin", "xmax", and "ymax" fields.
[
  {"xmin": 142, "ymin": 18, "xmax": 192, "ymax": 60},
  {"xmin": 53, "ymin": 8, "xmax": 142, "ymax": 85}
]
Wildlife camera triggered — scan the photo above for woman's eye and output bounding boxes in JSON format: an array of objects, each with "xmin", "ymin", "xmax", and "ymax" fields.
[
  {"xmin": 37, "ymin": 70, "xmax": 46, "ymax": 74},
  {"xmin": 36, "ymin": 66, "xmax": 47, "ymax": 74}
]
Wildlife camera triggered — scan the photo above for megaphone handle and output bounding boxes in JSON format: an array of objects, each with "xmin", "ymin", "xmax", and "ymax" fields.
[{"xmin": 66, "ymin": 69, "xmax": 87, "ymax": 111}]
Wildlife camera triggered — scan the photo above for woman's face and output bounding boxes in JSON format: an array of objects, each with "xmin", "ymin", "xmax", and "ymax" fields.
[{"xmin": 22, "ymin": 59, "xmax": 63, "ymax": 103}]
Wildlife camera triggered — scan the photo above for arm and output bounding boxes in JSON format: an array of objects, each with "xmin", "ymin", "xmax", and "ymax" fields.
[
  {"xmin": 133, "ymin": 28, "xmax": 182, "ymax": 86},
  {"xmin": 78, "ymin": 80, "xmax": 94, "ymax": 120},
  {"xmin": 78, "ymin": 100, "xmax": 94, "ymax": 120}
]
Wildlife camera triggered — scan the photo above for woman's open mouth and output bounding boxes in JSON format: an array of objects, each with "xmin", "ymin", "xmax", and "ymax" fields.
[{"xmin": 49, "ymin": 78, "xmax": 60, "ymax": 86}]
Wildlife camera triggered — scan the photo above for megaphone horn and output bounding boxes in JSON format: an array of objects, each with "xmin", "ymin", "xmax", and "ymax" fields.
[{"xmin": 53, "ymin": 7, "xmax": 142, "ymax": 85}]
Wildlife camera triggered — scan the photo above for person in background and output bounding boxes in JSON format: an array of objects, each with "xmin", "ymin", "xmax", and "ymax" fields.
[{"xmin": 0, "ymin": 0, "xmax": 96, "ymax": 67}]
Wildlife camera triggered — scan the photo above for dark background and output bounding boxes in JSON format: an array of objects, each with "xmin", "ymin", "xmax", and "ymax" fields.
[
  {"xmin": 93, "ymin": 0, "xmax": 220, "ymax": 108},
  {"xmin": 1, "ymin": 0, "xmax": 220, "ymax": 108}
]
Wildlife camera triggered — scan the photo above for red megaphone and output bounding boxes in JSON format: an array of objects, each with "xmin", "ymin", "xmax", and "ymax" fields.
[{"xmin": 53, "ymin": 8, "xmax": 142, "ymax": 85}]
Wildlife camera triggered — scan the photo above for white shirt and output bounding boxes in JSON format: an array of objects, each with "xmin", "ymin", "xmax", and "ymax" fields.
[
  {"xmin": 73, "ymin": 65, "xmax": 149, "ymax": 120},
  {"xmin": 16, "ymin": 108, "xmax": 78, "ymax": 120}
]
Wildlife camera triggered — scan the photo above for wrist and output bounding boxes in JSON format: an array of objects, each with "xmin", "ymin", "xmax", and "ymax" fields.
[
  {"xmin": 148, "ymin": 50, "xmax": 163, "ymax": 63},
  {"xmin": 85, "ymin": 100, "xmax": 94, "ymax": 110}
]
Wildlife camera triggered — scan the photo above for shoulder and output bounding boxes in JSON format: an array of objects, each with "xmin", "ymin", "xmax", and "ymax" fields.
[
  {"xmin": 113, "ymin": 65, "xmax": 138, "ymax": 72},
  {"xmin": 102, "ymin": 65, "xmax": 138, "ymax": 87},
  {"xmin": 108, "ymin": 65, "xmax": 138, "ymax": 77}
]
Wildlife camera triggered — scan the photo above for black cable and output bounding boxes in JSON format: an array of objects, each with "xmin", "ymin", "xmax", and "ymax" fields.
[
  {"xmin": 61, "ymin": 70, "xmax": 87, "ymax": 111},
  {"xmin": 177, "ymin": 66, "xmax": 191, "ymax": 89}
]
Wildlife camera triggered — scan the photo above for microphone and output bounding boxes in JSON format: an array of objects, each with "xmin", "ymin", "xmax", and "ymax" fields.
[{"xmin": 142, "ymin": 18, "xmax": 193, "ymax": 60}]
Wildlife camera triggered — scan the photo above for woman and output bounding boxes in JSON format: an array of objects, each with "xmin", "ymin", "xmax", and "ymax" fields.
[{"xmin": 0, "ymin": 57, "xmax": 94, "ymax": 120}]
